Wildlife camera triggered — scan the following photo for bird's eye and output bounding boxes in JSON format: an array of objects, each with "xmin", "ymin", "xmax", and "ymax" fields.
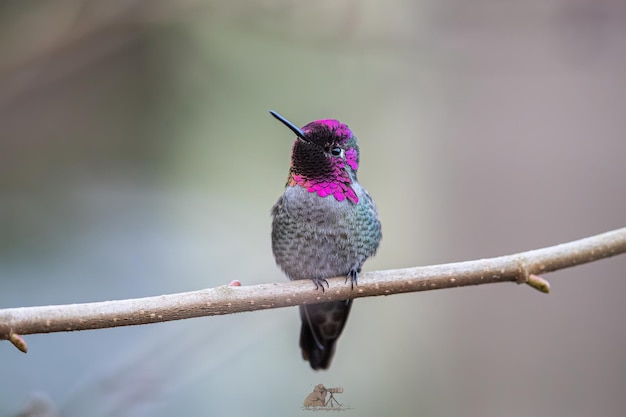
[{"xmin": 330, "ymin": 147, "xmax": 342, "ymax": 156}]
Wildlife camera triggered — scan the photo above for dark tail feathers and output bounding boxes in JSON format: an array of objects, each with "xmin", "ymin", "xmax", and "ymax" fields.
[{"xmin": 299, "ymin": 300, "xmax": 353, "ymax": 370}]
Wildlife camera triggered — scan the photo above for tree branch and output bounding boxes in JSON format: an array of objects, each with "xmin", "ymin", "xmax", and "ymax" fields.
[{"xmin": 2, "ymin": 227, "xmax": 626, "ymax": 352}]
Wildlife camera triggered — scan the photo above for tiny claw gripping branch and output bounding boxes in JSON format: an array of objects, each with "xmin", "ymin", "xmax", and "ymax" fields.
[
  {"xmin": 345, "ymin": 270, "xmax": 358, "ymax": 290},
  {"xmin": 312, "ymin": 277, "xmax": 330, "ymax": 292}
]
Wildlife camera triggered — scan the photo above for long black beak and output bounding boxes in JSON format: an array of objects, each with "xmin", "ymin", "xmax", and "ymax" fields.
[{"xmin": 269, "ymin": 110, "xmax": 308, "ymax": 141}]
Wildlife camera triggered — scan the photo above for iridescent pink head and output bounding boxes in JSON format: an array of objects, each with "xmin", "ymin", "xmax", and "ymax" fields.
[{"xmin": 270, "ymin": 111, "xmax": 361, "ymax": 204}]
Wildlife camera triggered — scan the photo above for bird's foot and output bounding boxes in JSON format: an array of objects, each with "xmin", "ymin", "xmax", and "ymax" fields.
[
  {"xmin": 345, "ymin": 269, "xmax": 358, "ymax": 289},
  {"xmin": 312, "ymin": 277, "xmax": 330, "ymax": 292}
]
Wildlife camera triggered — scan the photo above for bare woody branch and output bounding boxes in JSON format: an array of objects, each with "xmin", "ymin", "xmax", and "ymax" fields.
[{"xmin": 1, "ymin": 227, "xmax": 626, "ymax": 353}]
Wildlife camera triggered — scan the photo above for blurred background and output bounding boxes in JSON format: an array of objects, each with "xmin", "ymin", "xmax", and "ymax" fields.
[{"xmin": 1, "ymin": 0, "xmax": 625, "ymax": 416}]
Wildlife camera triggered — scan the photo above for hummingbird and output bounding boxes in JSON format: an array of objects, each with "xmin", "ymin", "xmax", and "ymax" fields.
[{"xmin": 269, "ymin": 110, "xmax": 382, "ymax": 370}]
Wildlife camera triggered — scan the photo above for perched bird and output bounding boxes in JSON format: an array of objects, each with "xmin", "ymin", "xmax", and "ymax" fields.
[{"xmin": 270, "ymin": 111, "xmax": 382, "ymax": 370}]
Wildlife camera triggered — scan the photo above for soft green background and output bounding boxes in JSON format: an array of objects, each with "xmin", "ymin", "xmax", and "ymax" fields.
[{"xmin": 1, "ymin": 1, "xmax": 626, "ymax": 416}]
